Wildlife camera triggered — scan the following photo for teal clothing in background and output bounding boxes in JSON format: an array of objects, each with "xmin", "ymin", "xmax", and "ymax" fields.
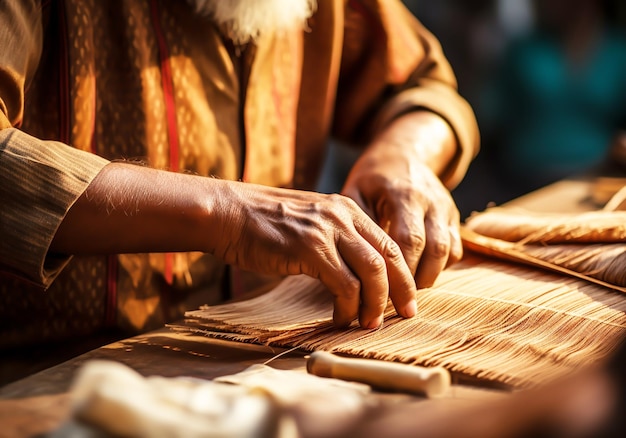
[{"xmin": 488, "ymin": 28, "xmax": 626, "ymax": 192}]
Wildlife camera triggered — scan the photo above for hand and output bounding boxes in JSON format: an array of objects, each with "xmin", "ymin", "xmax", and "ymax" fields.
[
  {"xmin": 50, "ymin": 162, "xmax": 416, "ymax": 328},
  {"xmin": 207, "ymin": 181, "xmax": 418, "ymax": 328},
  {"xmin": 341, "ymin": 112, "xmax": 463, "ymax": 289}
]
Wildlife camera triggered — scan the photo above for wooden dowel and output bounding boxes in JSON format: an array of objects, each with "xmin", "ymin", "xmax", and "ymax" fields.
[{"xmin": 307, "ymin": 351, "xmax": 451, "ymax": 398}]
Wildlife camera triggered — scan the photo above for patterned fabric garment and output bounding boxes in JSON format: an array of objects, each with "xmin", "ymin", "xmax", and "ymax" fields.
[{"xmin": 0, "ymin": 0, "xmax": 479, "ymax": 348}]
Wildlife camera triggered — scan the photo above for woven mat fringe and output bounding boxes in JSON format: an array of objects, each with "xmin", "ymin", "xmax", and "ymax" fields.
[{"xmin": 170, "ymin": 258, "xmax": 626, "ymax": 389}]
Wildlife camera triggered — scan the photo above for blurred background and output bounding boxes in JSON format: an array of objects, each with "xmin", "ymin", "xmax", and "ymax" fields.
[{"xmin": 319, "ymin": 0, "xmax": 626, "ymax": 220}]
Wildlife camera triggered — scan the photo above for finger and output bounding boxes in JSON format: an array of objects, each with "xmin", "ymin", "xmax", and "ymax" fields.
[
  {"xmin": 378, "ymin": 197, "xmax": 427, "ymax": 314},
  {"xmin": 385, "ymin": 202, "xmax": 426, "ymax": 277},
  {"xmin": 354, "ymin": 216, "xmax": 418, "ymax": 321},
  {"xmin": 314, "ymin": 249, "xmax": 362, "ymax": 328},
  {"xmin": 446, "ymin": 223, "xmax": 463, "ymax": 267},
  {"xmin": 337, "ymin": 232, "xmax": 389, "ymax": 329},
  {"xmin": 414, "ymin": 214, "xmax": 451, "ymax": 288}
]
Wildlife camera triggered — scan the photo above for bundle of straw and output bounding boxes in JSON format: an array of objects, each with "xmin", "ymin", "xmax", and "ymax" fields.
[
  {"xmin": 464, "ymin": 208, "xmax": 626, "ymax": 244},
  {"xmin": 463, "ymin": 206, "xmax": 626, "ymax": 291}
]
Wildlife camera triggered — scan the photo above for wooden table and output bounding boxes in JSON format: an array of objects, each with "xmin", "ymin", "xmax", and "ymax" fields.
[
  {"xmin": 0, "ymin": 328, "xmax": 512, "ymax": 437},
  {"xmin": 0, "ymin": 171, "xmax": 622, "ymax": 437}
]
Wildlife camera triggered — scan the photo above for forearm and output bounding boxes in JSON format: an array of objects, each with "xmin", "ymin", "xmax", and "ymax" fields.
[
  {"xmin": 50, "ymin": 162, "xmax": 221, "ymax": 255},
  {"xmin": 342, "ymin": 110, "xmax": 463, "ymax": 287},
  {"xmin": 364, "ymin": 111, "xmax": 457, "ymax": 179},
  {"xmin": 50, "ymin": 161, "xmax": 420, "ymax": 328}
]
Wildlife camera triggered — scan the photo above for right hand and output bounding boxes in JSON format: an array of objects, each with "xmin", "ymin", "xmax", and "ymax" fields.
[{"xmin": 207, "ymin": 181, "xmax": 418, "ymax": 329}]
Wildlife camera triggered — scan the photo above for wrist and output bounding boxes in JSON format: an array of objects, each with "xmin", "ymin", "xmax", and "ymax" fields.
[
  {"xmin": 193, "ymin": 177, "xmax": 230, "ymax": 255},
  {"xmin": 370, "ymin": 111, "xmax": 456, "ymax": 177}
]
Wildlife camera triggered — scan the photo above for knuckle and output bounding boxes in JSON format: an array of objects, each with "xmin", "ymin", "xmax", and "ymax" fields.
[
  {"xmin": 425, "ymin": 224, "xmax": 453, "ymax": 259},
  {"xmin": 395, "ymin": 230, "xmax": 425, "ymax": 253},
  {"xmin": 322, "ymin": 194, "xmax": 356, "ymax": 222},
  {"xmin": 380, "ymin": 238, "xmax": 405, "ymax": 265},
  {"xmin": 307, "ymin": 231, "xmax": 328, "ymax": 249},
  {"xmin": 327, "ymin": 192, "xmax": 347, "ymax": 206},
  {"xmin": 428, "ymin": 239, "xmax": 451, "ymax": 260},
  {"xmin": 331, "ymin": 193, "xmax": 358, "ymax": 210},
  {"xmin": 367, "ymin": 252, "xmax": 387, "ymax": 274},
  {"xmin": 448, "ymin": 242, "xmax": 463, "ymax": 265},
  {"xmin": 339, "ymin": 274, "xmax": 361, "ymax": 299},
  {"xmin": 449, "ymin": 247, "xmax": 463, "ymax": 264}
]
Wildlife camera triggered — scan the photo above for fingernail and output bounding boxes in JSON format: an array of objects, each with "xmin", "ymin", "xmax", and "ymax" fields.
[
  {"xmin": 403, "ymin": 300, "xmax": 417, "ymax": 318},
  {"xmin": 365, "ymin": 315, "xmax": 383, "ymax": 329}
]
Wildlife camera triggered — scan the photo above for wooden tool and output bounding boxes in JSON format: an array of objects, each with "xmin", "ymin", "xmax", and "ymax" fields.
[{"xmin": 306, "ymin": 351, "xmax": 451, "ymax": 398}]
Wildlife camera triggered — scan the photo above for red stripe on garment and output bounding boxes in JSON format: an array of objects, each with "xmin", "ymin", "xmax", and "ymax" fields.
[
  {"xmin": 150, "ymin": 0, "xmax": 180, "ymax": 285},
  {"xmin": 149, "ymin": 0, "xmax": 180, "ymax": 172}
]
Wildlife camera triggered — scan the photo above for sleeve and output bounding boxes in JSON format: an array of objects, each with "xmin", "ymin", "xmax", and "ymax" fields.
[
  {"xmin": 333, "ymin": 0, "xmax": 480, "ymax": 189},
  {"xmin": 0, "ymin": 130, "xmax": 109, "ymax": 288},
  {"xmin": 0, "ymin": 1, "xmax": 110, "ymax": 287}
]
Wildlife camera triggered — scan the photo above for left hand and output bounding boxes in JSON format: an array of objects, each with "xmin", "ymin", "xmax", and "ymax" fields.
[{"xmin": 341, "ymin": 112, "xmax": 463, "ymax": 289}]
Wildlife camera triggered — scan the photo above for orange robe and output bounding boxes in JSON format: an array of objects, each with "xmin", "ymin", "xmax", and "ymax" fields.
[{"xmin": 0, "ymin": 0, "xmax": 479, "ymax": 348}]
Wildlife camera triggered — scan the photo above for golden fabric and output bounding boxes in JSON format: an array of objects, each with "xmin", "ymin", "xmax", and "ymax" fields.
[{"xmin": 0, "ymin": 0, "xmax": 479, "ymax": 348}]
